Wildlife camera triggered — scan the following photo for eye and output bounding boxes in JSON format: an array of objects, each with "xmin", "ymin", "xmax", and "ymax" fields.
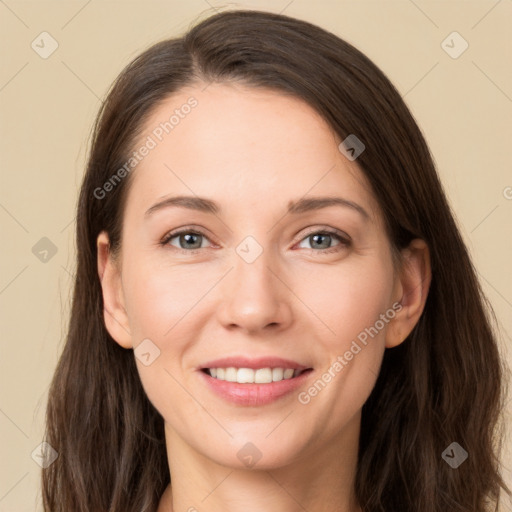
[
  {"xmin": 296, "ymin": 229, "xmax": 351, "ymax": 254},
  {"xmin": 160, "ymin": 229, "xmax": 213, "ymax": 253},
  {"xmin": 160, "ymin": 227, "xmax": 351, "ymax": 255}
]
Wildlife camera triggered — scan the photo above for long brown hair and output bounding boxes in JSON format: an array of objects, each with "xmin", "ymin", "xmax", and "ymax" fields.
[{"xmin": 42, "ymin": 9, "xmax": 510, "ymax": 512}]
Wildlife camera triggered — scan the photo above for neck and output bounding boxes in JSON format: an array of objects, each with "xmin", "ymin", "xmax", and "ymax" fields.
[{"xmin": 158, "ymin": 413, "xmax": 362, "ymax": 512}]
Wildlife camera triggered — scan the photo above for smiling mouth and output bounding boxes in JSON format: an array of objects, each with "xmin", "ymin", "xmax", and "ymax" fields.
[{"xmin": 201, "ymin": 367, "xmax": 313, "ymax": 384}]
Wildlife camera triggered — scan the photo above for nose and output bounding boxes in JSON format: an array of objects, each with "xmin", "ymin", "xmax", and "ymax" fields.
[{"xmin": 216, "ymin": 249, "xmax": 293, "ymax": 335}]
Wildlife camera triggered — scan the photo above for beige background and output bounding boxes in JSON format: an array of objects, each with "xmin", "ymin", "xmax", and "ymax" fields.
[{"xmin": 0, "ymin": 1, "xmax": 511, "ymax": 510}]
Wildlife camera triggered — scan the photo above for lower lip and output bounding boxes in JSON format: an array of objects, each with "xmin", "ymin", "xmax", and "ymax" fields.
[{"xmin": 199, "ymin": 369, "xmax": 313, "ymax": 406}]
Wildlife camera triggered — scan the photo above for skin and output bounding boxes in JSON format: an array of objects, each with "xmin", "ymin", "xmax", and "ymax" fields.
[{"xmin": 97, "ymin": 82, "xmax": 431, "ymax": 512}]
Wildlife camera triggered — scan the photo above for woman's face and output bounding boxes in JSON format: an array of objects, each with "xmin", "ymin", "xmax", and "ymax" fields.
[{"xmin": 100, "ymin": 82, "xmax": 406, "ymax": 470}]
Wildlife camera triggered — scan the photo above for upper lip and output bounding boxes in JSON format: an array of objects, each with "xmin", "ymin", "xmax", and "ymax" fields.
[{"xmin": 200, "ymin": 356, "xmax": 311, "ymax": 371}]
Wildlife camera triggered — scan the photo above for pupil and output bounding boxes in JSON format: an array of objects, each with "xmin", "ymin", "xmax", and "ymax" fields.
[
  {"xmin": 183, "ymin": 233, "xmax": 200, "ymax": 249},
  {"xmin": 312, "ymin": 234, "xmax": 329, "ymax": 249}
]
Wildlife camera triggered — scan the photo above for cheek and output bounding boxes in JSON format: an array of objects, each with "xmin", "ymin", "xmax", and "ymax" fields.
[
  {"xmin": 294, "ymin": 256, "xmax": 393, "ymax": 418},
  {"xmin": 120, "ymin": 258, "xmax": 205, "ymax": 418},
  {"xmin": 121, "ymin": 255, "xmax": 209, "ymax": 343},
  {"xmin": 304, "ymin": 254, "xmax": 395, "ymax": 349}
]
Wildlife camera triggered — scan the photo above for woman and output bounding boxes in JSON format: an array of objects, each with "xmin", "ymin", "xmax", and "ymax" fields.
[{"xmin": 42, "ymin": 9, "xmax": 510, "ymax": 512}]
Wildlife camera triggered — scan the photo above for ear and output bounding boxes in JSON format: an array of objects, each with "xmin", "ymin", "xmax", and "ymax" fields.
[
  {"xmin": 97, "ymin": 231, "xmax": 132, "ymax": 349},
  {"xmin": 385, "ymin": 238, "xmax": 431, "ymax": 349}
]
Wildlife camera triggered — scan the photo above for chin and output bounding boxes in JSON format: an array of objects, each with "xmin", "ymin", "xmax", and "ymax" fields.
[{"xmin": 203, "ymin": 435, "xmax": 307, "ymax": 471}]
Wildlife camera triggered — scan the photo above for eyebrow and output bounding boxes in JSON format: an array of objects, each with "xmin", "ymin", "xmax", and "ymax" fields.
[{"xmin": 144, "ymin": 195, "xmax": 370, "ymax": 221}]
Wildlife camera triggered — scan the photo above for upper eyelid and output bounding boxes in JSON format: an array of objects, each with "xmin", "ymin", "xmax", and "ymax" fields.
[
  {"xmin": 162, "ymin": 226, "xmax": 217, "ymax": 245},
  {"xmin": 296, "ymin": 225, "xmax": 350, "ymax": 240}
]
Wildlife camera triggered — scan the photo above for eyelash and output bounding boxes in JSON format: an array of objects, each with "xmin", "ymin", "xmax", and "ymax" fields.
[{"xmin": 159, "ymin": 226, "xmax": 351, "ymax": 255}]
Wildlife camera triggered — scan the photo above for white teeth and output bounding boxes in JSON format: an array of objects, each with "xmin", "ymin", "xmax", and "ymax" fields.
[
  {"xmin": 207, "ymin": 367, "xmax": 302, "ymax": 383},
  {"xmin": 254, "ymin": 368, "xmax": 272, "ymax": 384},
  {"xmin": 272, "ymin": 368, "xmax": 284, "ymax": 381},
  {"xmin": 237, "ymin": 368, "xmax": 255, "ymax": 383},
  {"xmin": 225, "ymin": 367, "xmax": 237, "ymax": 382},
  {"xmin": 283, "ymin": 369, "xmax": 294, "ymax": 379}
]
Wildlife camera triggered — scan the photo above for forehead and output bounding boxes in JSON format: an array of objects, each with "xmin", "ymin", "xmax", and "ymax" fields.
[{"xmin": 124, "ymin": 82, "xmax": 382, "ymax": 224}]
